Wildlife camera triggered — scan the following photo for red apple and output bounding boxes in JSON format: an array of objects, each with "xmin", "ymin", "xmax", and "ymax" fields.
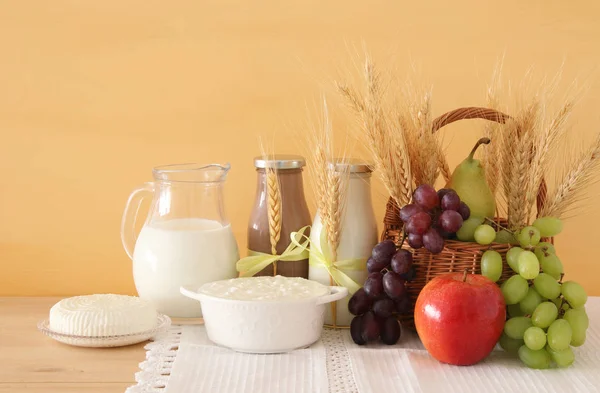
[{"xmin": 414, "ymin": 271, "xmax": 505, "ymax": 366}]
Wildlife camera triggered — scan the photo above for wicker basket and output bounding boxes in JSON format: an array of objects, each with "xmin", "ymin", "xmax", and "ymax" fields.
[{"xmin": 381, "ymin": 107, "xmax": 551, "ymax": 329}]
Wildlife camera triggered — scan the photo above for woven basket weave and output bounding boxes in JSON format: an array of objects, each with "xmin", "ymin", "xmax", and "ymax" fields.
[{"xmin": 381, "ymin": 107, "xmax": 551, "ymax": 329}]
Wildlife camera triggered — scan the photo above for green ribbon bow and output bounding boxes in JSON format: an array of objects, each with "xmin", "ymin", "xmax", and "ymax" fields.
[
  {"xmin": 236, "ymin": 226, "xmax": 311, "ymax": 277},
  {"xmin": 292, "ymin": 229, "xmax": 365, "ymax": 295}
]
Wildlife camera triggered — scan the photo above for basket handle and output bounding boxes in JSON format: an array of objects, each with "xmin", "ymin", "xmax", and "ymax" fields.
[
  {"xmin": 431, "ymin": 106, "xmax": 547, "ymax": 216},
  {"xmin": 432, "ymin": 107, "xmax": 510, "ymax": 133}
]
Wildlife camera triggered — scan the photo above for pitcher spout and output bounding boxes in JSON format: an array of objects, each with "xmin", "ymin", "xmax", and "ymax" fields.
[{"xmin": 152, "ymin": 163, "xmax": 230, "ymax": 183}]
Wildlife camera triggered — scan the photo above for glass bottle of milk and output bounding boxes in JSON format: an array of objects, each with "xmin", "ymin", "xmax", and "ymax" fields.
[{"xmin": 308, "ymin": 159, "xmax": 377, "ymax": 327}]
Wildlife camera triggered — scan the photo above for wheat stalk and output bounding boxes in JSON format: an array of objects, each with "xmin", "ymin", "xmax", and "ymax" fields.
[
  {"xmin": 437, "ymin": 143, "xmax": 451, "ymax": 183},
  {"xmin": 541, "ymin": 133, "xmax": 600, "ymax": 218},
  {"xmin": 325, "ymin": 171, "xmax": 343, "ymax": 261},
  {"xmin": 525, "ymin": 100, "xmax": 575, "ymax": 219},
  {"xmin": 504, "ymin": 101, "xmax": 538, "ymax": 228},
  {"xmin": 338, "ymin": 59, "xmax": 413, "ymax": 206},
  {"xmin": 266, "ymin": 168, "xmax": 282, "ymax": 255},
  {"xmin": 307, "ymin": 98, "xmax": 349, "ymax": 261}
]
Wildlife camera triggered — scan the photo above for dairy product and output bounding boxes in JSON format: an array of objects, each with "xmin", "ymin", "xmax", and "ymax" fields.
[
  {"xmin": 133, "ymin": 218, "xmax": 239, "ymax": 317},
  {"xmin": 49, "ymin": 294, "xmax": 157, "ymax": 336},
  {"xmin": 199, "ymin": 276, "xmax": 329, "ymax": 301}
]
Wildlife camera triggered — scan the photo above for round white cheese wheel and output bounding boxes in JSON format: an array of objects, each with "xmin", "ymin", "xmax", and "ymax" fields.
[
  {"xmin": 199, "ymin": 275, "xmax": 330, "ymax": 301},
  {"xmin": 49, "ymin": 294, "xmax": 158, "ymax": 337}
]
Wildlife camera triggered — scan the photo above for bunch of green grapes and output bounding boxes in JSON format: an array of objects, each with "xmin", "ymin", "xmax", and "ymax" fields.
[{"xmin": 477, "ymin": 217, "xmax": 590, "ymax": 369}]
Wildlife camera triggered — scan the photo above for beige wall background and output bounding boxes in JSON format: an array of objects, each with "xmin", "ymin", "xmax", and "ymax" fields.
[{"xmin": 1, "ymin": 0, "xmax": 599, "ymax": 296}]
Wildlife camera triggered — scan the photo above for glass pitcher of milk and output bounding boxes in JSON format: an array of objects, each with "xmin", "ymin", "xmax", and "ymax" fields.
[{"xmin": 121, "ymin": 163, "xmax": 239, "ymax": 318}]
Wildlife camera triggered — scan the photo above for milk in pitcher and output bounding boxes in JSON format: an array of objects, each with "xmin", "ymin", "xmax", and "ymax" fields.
[{"xmin": 133, "ymin": 218, "xmax": 239, "ymax": 317}]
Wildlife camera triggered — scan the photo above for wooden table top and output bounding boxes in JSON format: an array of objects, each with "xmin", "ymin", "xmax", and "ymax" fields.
[{"xmin": 0, "ymin": 297, "xmax": 145, "ymax": 393}]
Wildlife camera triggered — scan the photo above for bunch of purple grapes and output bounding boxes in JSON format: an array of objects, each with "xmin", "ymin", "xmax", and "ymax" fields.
[
  {"xmin": 348, "ymin": 240, "xmax": 414, "ymax": 345},
  {"xmin": 400, "ymin": 184, "xmax": 470, "ymax": 254}
]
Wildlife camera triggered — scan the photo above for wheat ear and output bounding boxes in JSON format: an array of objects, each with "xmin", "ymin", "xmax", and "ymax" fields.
[
  {"xmin": 526, "ymin": 100, "xmax": 575, "ymax": 219},
  {"xmin": 338, "ymin": 59, "xmax": 413, "ymax": 207},
  {"xmin": 266, "ymin": 168, "xmax": 282, "ymax": 255},
  {"xmin": 325, "ymin": 171, "xmax": 342, "ymax": 261},
  {"xmin": 506, "ymin": 102, "xmax": 538, "ymax": 228},
  {"xmin": 541, "ymin": 133, "xmax": 600, "ymax": 218}
]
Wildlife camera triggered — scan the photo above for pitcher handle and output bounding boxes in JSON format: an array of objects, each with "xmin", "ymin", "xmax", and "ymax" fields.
[{"xmin": 121, "ymin": 182, "xmax": 155, "ymax": 260}]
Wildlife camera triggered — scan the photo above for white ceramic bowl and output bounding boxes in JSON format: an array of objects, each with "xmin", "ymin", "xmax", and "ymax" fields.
[{"xmin": 180, "ymin": 278, "xmax": 348, "ymax": 353}]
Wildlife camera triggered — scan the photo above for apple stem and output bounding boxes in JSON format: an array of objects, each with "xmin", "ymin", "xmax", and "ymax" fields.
[{"xmin": 462, "ymin": 269, "xmax": 468, "ymax": 282}]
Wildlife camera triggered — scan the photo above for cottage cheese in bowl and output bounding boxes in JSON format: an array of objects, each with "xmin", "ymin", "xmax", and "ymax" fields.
[
  {"xmin": 181, "ymin": 276, "xmax": 347, "ymax": 353},
  {"xmin": 199, "ymin": 275, "xmax": 329, "ymax": 301}
]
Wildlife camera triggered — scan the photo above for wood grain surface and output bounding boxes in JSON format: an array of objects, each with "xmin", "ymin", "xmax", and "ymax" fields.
[{"xmin": 0, "ymin": 298, "xmax": 145, "ymax": 393}]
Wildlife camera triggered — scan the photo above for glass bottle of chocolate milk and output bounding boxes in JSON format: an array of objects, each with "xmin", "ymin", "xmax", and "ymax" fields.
[{"xmin": 248, "ymin": 155, "xmax": 311, "ymax": 278}]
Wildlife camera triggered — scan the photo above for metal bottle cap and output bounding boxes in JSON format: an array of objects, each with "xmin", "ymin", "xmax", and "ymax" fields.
[{"xmin": 254, "ymin": 154, "xmax": 306, "ymax": 169}]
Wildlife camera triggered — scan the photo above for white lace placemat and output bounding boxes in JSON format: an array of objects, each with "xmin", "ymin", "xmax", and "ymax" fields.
[{"xmin": 127, "ymin": 298, "xmax": 600, "ymax": 393}]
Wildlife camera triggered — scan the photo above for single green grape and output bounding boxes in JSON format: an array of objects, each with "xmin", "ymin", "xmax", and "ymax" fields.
[
  {"xmin": 474, "ymin": 224, "xmax": 496, "ymax": 245},
  {"xmin": 547, "ymin": 319, "xmax": 572, "ymax": 351},
  {"xmin": 546, "ymin": 345, "xmax": 575, "ymax": 367},
  {"xmin": 501, "ymin": 275, "xmax": 529, "ymax": 304},
  {"xmin": 533, "ymin": 273, "xmax": 561, "ymax": 299},
  {"xmin": 495, "ymin": 229, "xmax": 518, "ymax": 244},
  {"xmin": 481, "ymin": 250, "xmax": 503, "ymax": 282},
  {"xmin": 517, "ymin": 226, "xmax": 541, "ymax": 248},
  {"xmin": 504, "ymin": 316, "xmax": 533, "ymax": 340},
  {"xmin": 532, "ymin": 301, "xmax": 558, "ymax": 328},
  {"xmin": 523, "ymin": 326, "xmax": 546, "ymax": 351},
  {"xmin": 506, "ymin": 247, "xmax": 524, "ymax": 273},
  {"xmin": 508, "ymin": 303, "xmax": 525, "ymax": 318},
  {"xmin": 518, "ymin": 345, "xmax": 551, "ymax": 369},
  {"xmin": 534, "ymin": 242, "xmax": 556, "ymax": 260},
  {"xmin": 533, "ymin": 217, "xmax": 564, "ymax": 237},
  {"xmin": 499, "ymin": 332, "xmax": 524, "ymax": 355},
  {"xmin": 456, "ymin": 217, "xmax": 485, "ymax": 242},
  {"xmin": 539, "ymin": 253, "xmax": 563, "ymax": 280},
  {"xmin": 561, "ymin": 281, "xmax": 588, "ymax": 309},
  {"xmin": 563, "ymin": 308, "xmax": 589, "ymax": 330},
  {"xmin": 519, "ymin": 287, "xmax": 543, "ymax": 315},
  {"xmin": 571, "ymin": 330, "xmax": 587, "ymax": 347},
  {"xmin": 564, "ymin": 308, "xmax": 588, "ymax": 347},
  {"xmin": 518, "ymin": 251, "xmax": 540, "ymax": 280}
]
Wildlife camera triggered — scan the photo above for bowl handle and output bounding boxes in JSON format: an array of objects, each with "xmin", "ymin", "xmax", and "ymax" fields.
[
  {"xmin": 315, "ymin": 286, "xmax": 349, "ymax": 305},
  {"xmin": 180, "ymin": 286, "xmax": 202, "ymax": 301}
]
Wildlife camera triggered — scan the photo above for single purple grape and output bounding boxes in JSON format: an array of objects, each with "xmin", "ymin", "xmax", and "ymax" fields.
[
  {"xmin": 381, "ymin": 317, "xmax": 401, "ymax": 345},
  {"xmin": 407, "ymin": 233, "xmax": 423, "ymax": 249},
  {"xmin": 350, "ymin": 316, "xmax": 366, "ymax": 345},
  {"xmin": 437, "ymin": 188, "xmax": 452, "ymax": 201},
  {"xmin": 363, "ymin": 272, "xmax": 384, "ymax": 299},
  {"xmin": 348, "ymin": 288, "xmax": 372, "ymax": 316},
  {"xmin": 439, "ymin": 210, "xmax": 464, "ymax": 233},
  {"xmin": 405, "ymin": 212, "xmax": 432, "ymax": 235},
  {"xmin": 458, "ymin": 202, "xmax": 471, "ymax": 220},
  {"xmin": 371, "ymin": 240, "xmax": 396, "ymax": 265},
  {"xmin": 413, "ymin": 184, "xmax": 440, "ymax": 210},
  {"xmin": 441, "ymin": 191, "xmax": 460, "ymax": 211},
  {"xmin": 399, "ymin": 203, "xmax": 424, "ymax": 223},
  {"xmin": 361, "ymin": 311, "xmax": 381, "ymax": 342},
  {"xmin": 367, "ymin": 257, "xmax": 388, "ymax": 273},
  {"xmin": 390, "ymin": 249, "xmax": 412, "ymax": 275},
  {"xmin": 422, "ymin": 228, "xmax": 444, "ymax": 254},
  {"xmin": 383, "ymin": 271, "xmax": 407, "ymax": 299},
  {"xmin": 372, "ymin": 298, "xmax": 395, "ymax": 319}
]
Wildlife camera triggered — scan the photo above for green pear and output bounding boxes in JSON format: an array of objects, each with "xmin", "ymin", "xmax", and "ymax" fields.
[{"xmin": 447, "ymin": 137, "xmax": 496, "ymax": 219}]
